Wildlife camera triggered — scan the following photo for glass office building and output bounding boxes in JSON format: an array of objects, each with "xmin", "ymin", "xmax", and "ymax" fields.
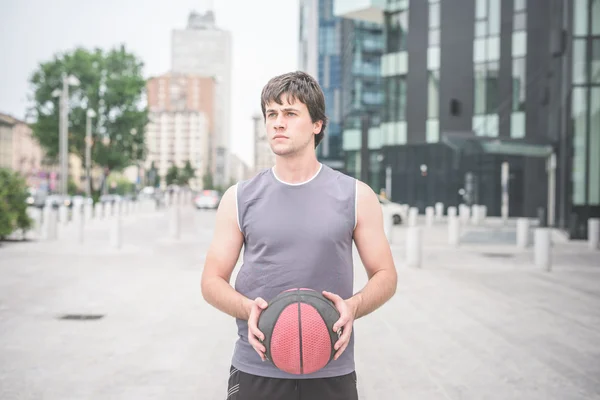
[{"xmin": 336, "ymin": 0, "xmax": 600, "ymax": 238}]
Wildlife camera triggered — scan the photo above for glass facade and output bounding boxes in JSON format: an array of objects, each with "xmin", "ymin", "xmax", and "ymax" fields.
[
  {"xmin": 381, "ymin": 1, "xmax": 409, "ymax": 146},
  {"xmin": 473, "ymin": 0, "xmax": 501, "ymax": 137},
  {"xmin": 511, "ymin": 0, "xmax": 527, "ymax": 138},
  {"xmin": 427, "ymin": 0, "xmax": 440, "ymax": 143},
  {"xmin": 571, "ymin": 0, "xmax": 600, "ymax": 206},
  {"xmin": 316, "ymin": 0, "xmax": 343, "ymax": 167}
]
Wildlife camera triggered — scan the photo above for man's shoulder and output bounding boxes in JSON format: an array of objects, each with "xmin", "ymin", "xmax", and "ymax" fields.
[{"xmin": 237, "ymin": 168, "xmax": 272, "ymax": 200}]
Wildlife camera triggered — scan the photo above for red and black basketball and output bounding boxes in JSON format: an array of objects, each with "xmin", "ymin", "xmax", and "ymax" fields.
[{"xmin": 258, "ymin": 288, "xmax": 341, "ymax": 375}]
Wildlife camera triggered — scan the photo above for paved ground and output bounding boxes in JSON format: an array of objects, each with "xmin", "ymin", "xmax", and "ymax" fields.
[{"xmin": 0, "ymin": 205, "xmax": 599, "ymax": 399}]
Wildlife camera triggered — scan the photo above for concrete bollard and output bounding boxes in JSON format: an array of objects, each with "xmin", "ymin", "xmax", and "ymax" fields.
[
  {"xmin": 471, "ymin": 205, "xmax": 480, "ymax": 225},
  {"xmin": 516, "ymin": 218, "xmax": 530, "ymax": 248},
  {"xmin": 94, "ymin": 203, "xmax": 102, "ymax": 220},
  {"xmin": 448, "ymin": 206, "xmax": 457, "ymax": 218},
  {"xmin": 383, "ymin": 209, "xmax": 394, "ymax": 244},
  {"xmin": 106, "ymin": 202, "xmax": 113, "ymax": 218},
  {"xmin": 459, "ymin": 204, "xmax": 470, "ymax": 224},
  {"xmin": 588, "ymin": 218, "xmax": 599, "ymax": 250},
  {"xmin": 408, "ymin": 207, "xmax": 418, "ymax": 227},
  {"xmin": 73, "ymin": 204, "xmax": 84, "ymax": 244},
  {"xmin": 405, "ymin": 226, "xmax": 422, "ymax": 268},
  {"xmin": 110, "ymin": 211, "xmax": 122, "ymax": 249},
  {"xmin": 480, "ymin": 205, "xmax": 487, "ymax": 221},
  {"xmin": 448, "ymin": 215, "xmax": 460, "ymax": 246},
  {"xmin": 170, "ymin": 204, "xmax": 180, "ymax": 239},
  {"xmin": 425, "ymin": 207, "xmax": 434, "ymax": 227},
  {"xmin": 26, "ymin": 207, "xmax": 42, "ymax": 239},
  {"xmin": 435, "ymin": 202, "xmax": 444, "ymax": 220},
  {"xmin": 59, "ymin": 205, "xmax": 69, "ymax": 225},
  {"xmin": 43, "ymin": 206, "xmax": 58, "ymax": 240},
  {"xmin": 534, "ymin": 228, "xmax": 552, "ymax": 271},
  {"xmin": 85, "ymin": 203, "xmax": 93, "ymax": 221}
]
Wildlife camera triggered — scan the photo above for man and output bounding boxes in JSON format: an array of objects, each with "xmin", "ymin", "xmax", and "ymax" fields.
[{"xmin": 201, "ymin": 71, "xmax": 397, "ymax": 399}]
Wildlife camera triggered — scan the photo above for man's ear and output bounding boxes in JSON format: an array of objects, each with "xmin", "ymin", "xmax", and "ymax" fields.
[{"xmin": 313, "ymin": 120, "xmax": 323, "ymax": 134}]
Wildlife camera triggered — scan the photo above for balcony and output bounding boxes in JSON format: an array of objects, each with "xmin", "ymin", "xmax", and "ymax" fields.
[{"xmin": 334, "ymin": 0, "xmax": 386, "ymax": 24}]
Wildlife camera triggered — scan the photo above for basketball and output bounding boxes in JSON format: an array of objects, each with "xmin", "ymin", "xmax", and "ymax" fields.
[{"xmin": 257, "ymin": 288, "xmax": 341, "ymax": 375}]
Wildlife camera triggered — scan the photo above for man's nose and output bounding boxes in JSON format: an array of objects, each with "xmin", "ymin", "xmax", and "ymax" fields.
[{"xmin": 274, "ymin": 114, "xmax": 285, "ymax": 129}]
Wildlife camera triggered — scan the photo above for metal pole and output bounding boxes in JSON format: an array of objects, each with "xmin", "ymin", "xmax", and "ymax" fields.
[
  {"xmin": 86, "ymin": 113, "xmax": 92, "ymax": 197},
  {"xmin": 547, "ymin": 153, "xmax": 557, "ymax": 227},
  {"xmin": 501, "ymin": 162, "xmax": 509, "ymax": 223}
]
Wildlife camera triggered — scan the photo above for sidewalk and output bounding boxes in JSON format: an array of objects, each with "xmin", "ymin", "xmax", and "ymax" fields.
[{"xmin": 0, "ymin": 208, "xmax": 599, "ymax": 399}]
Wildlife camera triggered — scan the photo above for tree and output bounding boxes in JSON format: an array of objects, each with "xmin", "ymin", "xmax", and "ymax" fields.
[
  {"xmin": 202, "ymin": 169, "xmax": 214, "ymax": 190},
  {"xmin": 146, "ymin": 161, "xmax": 160, "ymax": 188},
  {"xmin": 28, "ymin": 45, "xmax": 148, "ymax": 195},
  {"xmin": 0, "ymin": 169, "xmax": 33, "ymax": 240},
  {"xmin": 165, "ymin": 165, "xmax": 179, "ymax": 186},
  {"xmin": 179, "ymin": 160, "xmax": 195, "ymax": 186}
]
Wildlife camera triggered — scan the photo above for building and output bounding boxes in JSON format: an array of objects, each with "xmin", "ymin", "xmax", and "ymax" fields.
[
  {"xmin": 145, "ymin": 74, "xmax": 213, "ymax": 189},
  {"xmin": 336, "ymin": 0, "xmax": 600, "ymax": 239},
  {"xmin": 229, "ymin": 153, "xmax": 251, "ymax": 184},
  {"xmin": 171, "ymin": 10, "xmax": 232, "ymax": 188},
  {"xmin": 0, "ymin": 112, "xmax": 46, "ymax": 188},
  {"xmin": 252, "ymin": 113, "xmax": 275, "ymax": 175},
  {"xmin": 299, "ymin": 0, "xmax": 344, "ymax": 171}
]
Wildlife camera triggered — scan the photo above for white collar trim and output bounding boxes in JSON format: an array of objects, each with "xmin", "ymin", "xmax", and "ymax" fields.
[{"xmin": 271, "ymin": 163, "xmax": 323, "ymax": 186}]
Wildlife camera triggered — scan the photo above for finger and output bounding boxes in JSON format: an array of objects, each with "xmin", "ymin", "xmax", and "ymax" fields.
[
  {"xmin": 249, "ymin": 323, "xmax": 265, "ymax": 342},
  {"xmin": 322, "ymin": 291, "xmax": 341, "ymax": 304},
  {"xmin": 334, "ymin": 340, "xmax": 349, "ymax": 361},
  {"xmin": 332, "ymin": 316, "xmax": 348, "ymax": 333},
  {"xmin": 255, "ymin": 297, "xmax": 268, "ymax": 309},
  {"xmin": 248, "ymin": 334, "xmax": 266, "ymax": 354}
]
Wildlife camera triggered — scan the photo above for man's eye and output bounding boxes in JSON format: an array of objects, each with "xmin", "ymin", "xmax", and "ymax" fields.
[{"xmin": 286, "ymin": 112, "xmax": 295, "ymax": 117}]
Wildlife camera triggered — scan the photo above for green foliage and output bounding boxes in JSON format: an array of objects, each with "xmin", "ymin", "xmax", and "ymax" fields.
[
  {"xmin": 107, "ymin": 174, "xmax": 136, "ymax": 195},
  {"xmin": 202, "ymin": 170, "xmax": 214, "ymax": 190},
  {"xmin": 146, "ymin": 161, "xmax": 160, "ymax": 188},
  {"xmin": 165, "ymin": 165, "xmax": 179, "ymax": 186},
  {"xmin": 28, "ymin": 45, "xmax": 148, "ymax": 177},
  {"xmin": 178, "ymin": 160, "xmax": 195, "ymax": 186},
  {"xmin": 0, "ymin": 169, "xmax": 33, "ymax": 240}
]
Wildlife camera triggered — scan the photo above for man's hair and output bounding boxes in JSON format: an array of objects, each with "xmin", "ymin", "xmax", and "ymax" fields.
[{"xmin": 260, "ymin": 71, "xmax": 328, "ymax": 148}]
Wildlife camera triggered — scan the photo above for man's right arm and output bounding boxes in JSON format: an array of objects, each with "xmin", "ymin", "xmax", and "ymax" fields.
[{"xmin": 201, "ymin": 185, "xmax": 253, "ymax": 320}]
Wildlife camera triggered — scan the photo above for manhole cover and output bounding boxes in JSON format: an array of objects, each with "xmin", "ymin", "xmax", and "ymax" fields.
[
  {"xmin": 481, "ymin": 253, "xmax": 514, "ymax": 259},
  {"xmin": 58, "ymin": 314, "xmax": 105, "ymax": 321}
]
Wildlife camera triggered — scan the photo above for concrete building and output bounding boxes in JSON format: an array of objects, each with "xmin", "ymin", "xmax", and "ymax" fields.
[
  {"xmin": 336, "ymin": 0, "xmax": 600, "ymax": 239},
  {"xmin": 228, "ymin": 153, "xmax": 251, "ymax": 184},
  {"xmin": 0, "ymin": 112, "xmax": 46, "ymax": 188},
  {"xmin": 145, "ymin": 74, "xmax": 213, "ymax": 189},
  {"xmin": 252, "ymin": 113, "xmax": 275, "ymax": 176},
  {"xmin": 171, "ymin": 10, "xmax": 232, "ymax": 188}
]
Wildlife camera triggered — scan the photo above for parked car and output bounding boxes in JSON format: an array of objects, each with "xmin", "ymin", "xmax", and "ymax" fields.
[
  {"xmin": 44, "ymin": 195, "xmax": 72, "ymax": 209},
  {"xmin": 194, "ymin": 190, "xmax": 221, "ymax": 209},
  {"xmin": 378, "ymin": 195, "xmax": 405, "ymax": 225}
]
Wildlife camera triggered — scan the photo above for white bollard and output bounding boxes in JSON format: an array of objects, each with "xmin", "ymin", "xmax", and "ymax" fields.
[
  {"xmin": 85, "ymin": 203, "xmax": 93, "ymax": 221},
  {"xmin": 471, "ymin": 205, "xmax": 480, "ymax": 225},
  {"xmin": 105, "ymin": 202, "xmax": 113, "ymax": 218},
  {"xmin": 170, "ymin": 205, "xmax": 180, "ymax": 239},
  {"xmin": 435, "ymin": 202, "xmax": 444, "ymax": 220},
  {"xmin": 43, "ymin": 206, "xmax": 57, "ymax": 240},
  {"xmin": 448, "ymin": 206, "xmax": 457, "ymax": 218},
  {"xmin": 59, "ymin": 205, "xmax": 69, "ymax": 225},
  {"xmin": 110, "ymin": 212, "xmax": 122, "ymax": 249},
  {"xmin": 27, "ymin": 207, "xmax": 42, "ymax": 239},
  {"xmin": 383, "ymin": 210, "xmax": 394, "ymax": 244},
  {"xmin": 425, "ymin": 207, "xmax": 434, "ymax": 227},
  {"xmin": 408, "ymin": 207, "xmax": 418, "ymax": 227},
  {"xmin": 73, "ymin": 205, "xmax": 84, "ymax": 244},
  {"xmin": 460, "ymin": 204, "xmax": 471, "ymax": 224},
  {"xmin": 94, "ymin": 203, "xmax": 102, "ymax": 220},
  {"xmin": 516, "ymin": 218, "xmax": 530, "ymax": 248},
  {"xmin": 588, "ymin": 218, "xmax": 600, "ymax": 250},
  {"xmin": 405, "ymin": 226, "xmax": 422, "ymax": 268},
  {"xmin": 480, "ymin": 205, "xmax": 487, "ymax": 222},
  {"xmin": 448, "ymin": 215, "xmax": 460, "ymax": 246},
  {"xmin": 534, "ymin": 228, "xmax": 552, "ymax": 271}
]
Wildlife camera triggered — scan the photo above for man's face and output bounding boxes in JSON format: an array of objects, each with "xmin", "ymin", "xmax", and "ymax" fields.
[{"xmin": 264, "ymin": 96, "xmax": 322, "ymax": 157}]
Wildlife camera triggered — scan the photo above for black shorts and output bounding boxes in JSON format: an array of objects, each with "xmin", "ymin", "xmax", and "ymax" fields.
[{"xmin": 226, "ymin": 365, "xmax": 359, "ymax": 400}]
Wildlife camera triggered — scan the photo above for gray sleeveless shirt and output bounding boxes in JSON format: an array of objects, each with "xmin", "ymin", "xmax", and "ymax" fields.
[{"xmin": 232, "ymin": 164, "xmax": 357, "ymax": 379}]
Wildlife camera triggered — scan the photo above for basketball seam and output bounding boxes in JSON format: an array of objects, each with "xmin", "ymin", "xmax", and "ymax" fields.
[
  {"xmin": 297, "ymin": 290, "xmax": 304, "ymax": 375},
  {"xmin": 267, "ymin": 290, "xmax": 339, "ymax": 316}
]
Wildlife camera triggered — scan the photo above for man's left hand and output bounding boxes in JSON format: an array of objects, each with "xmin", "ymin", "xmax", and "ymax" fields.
[{"xmin": 322, "ymin": 291, "xmax": 357, "ymax": 361}]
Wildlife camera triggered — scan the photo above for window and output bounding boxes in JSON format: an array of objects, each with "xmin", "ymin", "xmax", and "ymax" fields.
[
  {"xmin": 427, "ymin": 70, "xmax": 439, "ymax": 118},
  {"xmin": 573, "ymin": 39, "xmax": 588, "ymax": 84},
  {"xmin": 572, "ymin": 87, "xmax": 587, "ymax": 205},
  {"xmin": 486, "ymin": 61, "xmax": 500, "ymax": 113},
  {"xmin": 514, "ymin": 12, "xmax": 527, "ymax": 31},
  {"xmin": 594, "ymin": 0, "xmax": 600, "ymax": 35},
  {"xmin": 574, "ymin": 0, "xmax": 588, "ymax": 36},
  {"xmin": 385, "ymin": 10, "xmax": 409, "ymax": 53},
  {"xmin": 488, "ymin": 0, "xmax": 501, "ymax": 35},
  {"xmin": 592, "ymin": 38, "xmax": 600, "ymax": 83},
  {"xmin": 512, "ymin": 57, "xmax": 526, "ymax": 111},
  {"xmin": 383, "ymin": 75, "xmax": 407, "ymax": 123},
  {"xmin": 474, "ymin": 64, "xmax": 487, "ymax": 115},
  {"xmin": 514, "ymin": 0, "xmax": 526, "ymax": 11},
  {"xmin": 590, "ymin": 87, "xmax": 600, "ymax": 204},
  {"xmin": 476, "ymin": 0, "xmax": 487, "ymax": 19},
  {"xmin": 429, "ymin": 2, "xmax": 440, "ymax": 28}
]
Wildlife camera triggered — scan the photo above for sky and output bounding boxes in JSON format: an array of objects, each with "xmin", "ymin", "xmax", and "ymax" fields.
[{"xmin": 0, "ymin": 0, "xmax": 300, "ymax": 167}]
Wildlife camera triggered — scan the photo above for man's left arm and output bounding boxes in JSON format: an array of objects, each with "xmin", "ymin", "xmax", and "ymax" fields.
[{"xmin": 323, "ymin": 180, "xmax": 397, "ymax": 359}]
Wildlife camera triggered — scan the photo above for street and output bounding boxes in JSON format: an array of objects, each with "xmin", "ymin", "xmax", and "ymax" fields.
[{"xmin": 0, "ymin": 204, "xmax": 599, "ymax": 399}]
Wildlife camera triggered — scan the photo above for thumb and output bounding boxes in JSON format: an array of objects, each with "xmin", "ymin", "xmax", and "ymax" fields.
[{"xmin": 256, "ymin": 297, "xmax": 268, "ymax": 309}]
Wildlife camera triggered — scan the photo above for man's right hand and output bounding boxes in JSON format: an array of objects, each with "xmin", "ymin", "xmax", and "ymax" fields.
[{"xmin": 247, "ymin": 297, "xmax": 268, "ymax": 361}]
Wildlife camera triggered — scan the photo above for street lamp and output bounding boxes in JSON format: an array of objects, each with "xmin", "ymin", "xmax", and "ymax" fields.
[
  {"xmin": 86, "ymin": 109, "xmax": 96, "ymax": 197},
  {"xmin": 52, "ymin": 73, "xmax": 80, "ymax": 196}
]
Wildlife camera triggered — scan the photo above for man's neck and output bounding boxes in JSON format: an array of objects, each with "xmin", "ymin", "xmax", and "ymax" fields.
[{"xmin": 273, "ymin": 152, "xmax": 321, "ymax": 185}]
